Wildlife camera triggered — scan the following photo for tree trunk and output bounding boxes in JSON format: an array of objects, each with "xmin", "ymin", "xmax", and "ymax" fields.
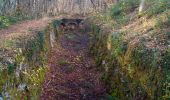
[
  {"xmin": 0, "ymin": 0, "xmax": 115, "ymax": 17},
  {"xmin": 139, "ymin": 0, "xmax": 145, "ymax": 13}
]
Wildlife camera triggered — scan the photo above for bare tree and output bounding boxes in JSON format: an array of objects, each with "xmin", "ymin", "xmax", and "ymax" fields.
[{"xmin": 0, "ymin": 0, "xmax": 114, "ymax": 17}]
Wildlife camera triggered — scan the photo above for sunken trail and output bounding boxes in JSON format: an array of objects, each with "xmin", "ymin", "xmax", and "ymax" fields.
[{"xmin": 40, "ymin": 19, "xmax": 106, "ymax": 100}]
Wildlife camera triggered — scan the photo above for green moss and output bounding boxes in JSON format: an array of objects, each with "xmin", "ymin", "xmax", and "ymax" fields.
[
  {"xmin": 106, "ymin": 94, "xmax": 118, "ymax": 100},
  {"xmin": 166, "ymin": 32, "xmax": 170, "ymax": 37},
  {"xmin": 111, "ymin": 32, "xmax": 127, "ymax": 57},
  {"xmin": 24, "ymin": 31, "xmax": 45, "ymax": 63},
  {"xmin": 145, "ymin": 0, "xmax": 170, "ymax": 17},
  {"xmin": 110, "ymin": 4, "xmax": 121, "ymax": 17},
  {"xmin": 52, "ymin": 20, "xmax": 62, "ymax": 27},
  {"xmin": 131, "ymin": 43, "xmax": 158, "ymax": 69},
  {"xmin": 0, "ymin": 15, "xmax": 31, "ymax": 29},
  {"xmin": 89, "ymin": 0, "xmax": 170, "ymax": 99},
  {"xmin": 161, "ymin": 49, "xmax": 170, "ymax": 99},
  {"xmin": 89, "ymin": 24, "xmax": 101, "ymax": 55},
  {"xmin": 0, "ymin": 19, "xmax": 54, "ymax": 99},
  {"xmin": 7, "ymin": 63, "xmax": 15, "ymax": 75},
  {"xmin": 154, "ymin": 13, "xmax": 170, "ymax": 29}
]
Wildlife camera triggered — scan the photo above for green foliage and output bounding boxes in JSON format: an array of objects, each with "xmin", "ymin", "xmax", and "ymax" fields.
[
  {"xmin": 25, "ymin": 31, "xmax": 45, "ymax": 62},
  {"xmin": 131, "ymin": 43, "xmax": 158, "ymax": 69},
  {"xmin": 111, "ymin": 32, "xmax": 127, "ymax": 57},
  {"xmin": 106, "ymin": 94, "xmax": 118, "ymax": 100},
  {"xmin": 93, "ymin": 11, "xmax": 112, "ymax": 24},
  {"xmin": 0, "ymin": 14, "xmax": 31, "ymax": 29},
  {"xmin": 52, "ymin": 20, "xmax": 62, "ymax": 27},
  {"xmin": 166, "ymin": 31, "xmax": 170, "ymax": 37},
  {"xmin": 101, "ymin": 73, "xmax": 110, "ymax": 84},
  {"xmin": 26, "ymin": 39, "xmax": 38, "ymax": 61},
  {"xmin": 110, "ymin": 4, "xmax": 121, "ymax": 17},
  {"xmin": 89, "ymin": 24, "xmax": 101, "ymax": 54},
  {"xmin": 0, "ymin": 22, "xmax": 47, "ymax": 99},
  {"xmin": 145, "ymin": 0, "xmax": 170, "ymax": 17},
  {"xmin": 52, "ymin": 20, "xmax": 62, "ymax": 37},
  {"xmin": 91, "ymin": 24, "xmax": 100, "ymax": 35},
  {"xmin": 154, "ymin": 10, "xmax": 170, "ymax": 29},
  {"xmin": 110, "ymin": 0, "xmax": 139, "ymax": 16},
  {"xmin": 110, "ymin": 0, "xmax": 139, "ymax": 24},
  {"xmin": 0, "ymin": 70, "xmax": 7, "ymax": 92},
  {"xmin": 110, "ymin": 0, "xmax": 170, "ymax": 24},
  {"xmin": 3, "ymin": 31, "xmax": 47, "ymax": 99},
  {"xmin": 161, "ymin": 48, "xmax": 170, "ymax": 99},
  {"xmin": 14, "ymin": 48, "xmax": 24, "ymax": 66},
  {"xmin": 37, "ymin": 32, "xmax": 45, "ymax": 50},
  {"xmin": 90, "ymin": 0, "xmax": 170, "ymax": 99},
  {"xmin": 11, "ymin": 31, "xmax": 47, "ymax": 99},
  {"xmin": 19, "ymin": 66, "xmax": 47, "ymax": 99},
  {"xmin": 0, "ymin": 16, "xmax": 16, "ymax": 28},
  {"xmin": 7, "ymin": 63, "xmax": 15, "ymax": 75}
]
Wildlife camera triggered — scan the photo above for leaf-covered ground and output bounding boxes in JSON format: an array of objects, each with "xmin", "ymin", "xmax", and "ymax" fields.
[
  {"xmin": 0, "ymin": 17, "xmax": 53, "ymax": 49},
  {"xmin": 40, "ymin": 27, "xmax": 106, "ymax": 100}
]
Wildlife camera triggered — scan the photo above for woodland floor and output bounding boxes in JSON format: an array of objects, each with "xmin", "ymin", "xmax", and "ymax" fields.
[
  {"xmin": 0, "ymin": 18, "xmax": 51, "ymax": 40},
  {"xmin": 0, "ymin": 18, "xmax": 106, "ymax": 100},
  {"xmin": 40, "ymin": 27, "xmax": 106, "ymax": 99}
]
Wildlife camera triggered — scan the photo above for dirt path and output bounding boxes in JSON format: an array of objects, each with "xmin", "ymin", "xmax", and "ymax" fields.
[
  {"xmin": 40, "ymin": 28, "xmax": 106, "ymax": 99},
  {"xmin": 0, "ymin": 18, "xmax": 56, "ymax": 46},
  {"xmin": 0, "ymin": 17, "xmax": 106, "ymax": 99}
]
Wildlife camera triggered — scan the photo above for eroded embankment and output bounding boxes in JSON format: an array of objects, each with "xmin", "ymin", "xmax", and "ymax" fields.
[
  {"xmin": 88, "ymin": 17, "xmax": 170, "ymax": 99},
  {"xmin": 0, "ymin": 19, "xmax": 53, "ymax": 99}
]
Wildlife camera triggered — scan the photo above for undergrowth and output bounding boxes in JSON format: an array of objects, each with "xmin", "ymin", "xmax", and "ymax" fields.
[
  {"xmin": 144, "ymin": 0, "xmax": 170, "ymax": 17},
  {"xmin": 90, "ymin": 0, "xmax": 170, "ymax": 99},
  {"xmin": 161, "ymin": 48, "xmax": 170, "ymax": 99},
  {"xmin": 0, "ymin": 13, "xmax": 31, "ymax": 29},
  {"xmin": 0, "ymin": 30, "xmax": 49, "ymax": 99}
]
